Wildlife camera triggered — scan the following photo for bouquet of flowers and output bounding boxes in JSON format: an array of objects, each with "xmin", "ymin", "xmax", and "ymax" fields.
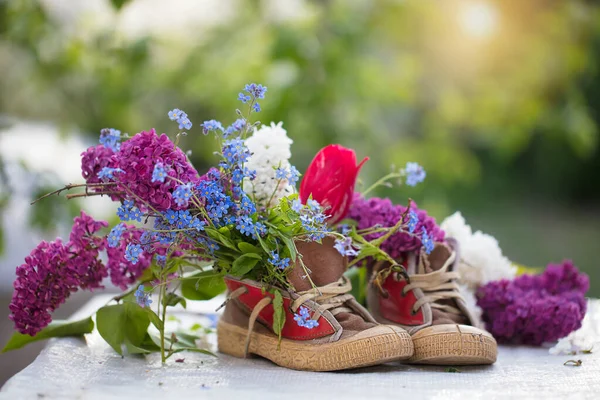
[
  {"xmin": 4, "ymin": 83, "xmax": 591, "ymax": 370},
  {"xmin": 4, "ymin": 84, "xmax": 426, "ymax": 364}
]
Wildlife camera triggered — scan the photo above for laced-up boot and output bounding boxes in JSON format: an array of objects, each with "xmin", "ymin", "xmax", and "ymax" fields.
[
  {"xmin": 367, "ymin": 239, "xmax": 497, "ymax": 365},
  {"xmin": 217, "ymin": 237, "xmax": 414, "ymax": 371}
]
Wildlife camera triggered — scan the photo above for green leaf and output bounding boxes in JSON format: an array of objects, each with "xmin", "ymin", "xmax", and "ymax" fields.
[
  {"xmin": 230, "ymin": 253, "xmax": 262, "ymax": 276},
  {"xmin": 172, "ymin": 332, "xmax": 200, "ymax": 348},
  {"xmin": 2, "ymin": 317, "xmax": 94, "ymax": 353},
  {"xmin": 205, "ymin": 228, "xmax": 238, "ymax": 250},
  {"xmin": 181, "ymin": 271, "xmax": 226, "ymax": 301},
  {"xmin": 356, "ymin": 243, "xmax": 382, "ymax": 259},
  {"xmin": 138, "ymin": 267, "xmax": 155, "ymax": 282},
  {"xmin": 150, "ymin": 263, "xmax": 163, "ymax": 279},
  {"xmin": 162, "ymin": 258, "xmax": 183, "ymax": 276},
  {"xmin": 96, "ymin": 305, "xmax": 126, "ymax": 355},
  {"xmin": 274, "ymin": 232, "xmax": 297, "ymax": 261},
  {"xmin": 255, "ymin": 233, "xmax": 272, "ymax": 255},
  {"xmin": 280, "ymin": 197, "xmax": 291, "ymax": 213},
  {"xmin": 125, "ymin": 339, "xmax": 151, "ymax": 355},
  {"xmin": 272, "ymin": 291, "xmax": 286, "ymax": 342},
  {"xmin": 162, "ymin": 292, "xmax": 187, "ymax": 309},
  {"xmin": 124, "ymin": 333, "xmax": 161, "ymax": 354},
  {"xmin": 218, "ymin": 226, "xmax": 232, "ymax": 238},
  {"xmin": 143, "ymin": 308, "xmax": 164, "ymax": 331},
  {"xmin": 96, "ymin": 303, "xmax": 151, "ymax": 355},
  {"xmin": 237, "ymin": 242, "xmax": 261, "ymax": 254}
]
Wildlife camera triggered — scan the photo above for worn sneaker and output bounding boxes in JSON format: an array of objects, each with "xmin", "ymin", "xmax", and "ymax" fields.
[
  {"xmin": 367, "ymin": 238, "xmax": 497, "ymax": 365},
  {"xmin": 217, "ymin": 237, "xmax": 414, "ymax": 371}
]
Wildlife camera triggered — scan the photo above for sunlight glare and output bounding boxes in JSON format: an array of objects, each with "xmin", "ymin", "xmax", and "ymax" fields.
[{"xmin": 459, "ymin": 2, "xmax": 498, "ymax": 38}]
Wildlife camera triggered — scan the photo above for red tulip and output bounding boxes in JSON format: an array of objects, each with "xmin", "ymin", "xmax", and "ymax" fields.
[{"xmin": 299, "ymin": 144, "xmax": 368, "ymax": 225}]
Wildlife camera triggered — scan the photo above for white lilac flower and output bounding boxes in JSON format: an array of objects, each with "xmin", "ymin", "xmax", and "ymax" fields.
[
  {"xmin": 549, "ymin": 300, "xmax": 600, "ymax": 355},
  {"xmin": 441, "ymin": 211, "xmax": 516, "ymax": 290},
  {"xmin": 243, "ymin": 121, "xmax": 295, "ymax": 207}
]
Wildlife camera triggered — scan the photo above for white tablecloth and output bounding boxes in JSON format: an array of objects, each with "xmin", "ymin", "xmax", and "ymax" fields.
[{"xmin": 2, "ymin": 296, "xmax": 599, "ymax": 400}]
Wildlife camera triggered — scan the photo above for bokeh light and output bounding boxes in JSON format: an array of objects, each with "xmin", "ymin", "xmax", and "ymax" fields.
[{"xmin": 459, "ymin": 1, "xmax": 498, "ymax": 38}]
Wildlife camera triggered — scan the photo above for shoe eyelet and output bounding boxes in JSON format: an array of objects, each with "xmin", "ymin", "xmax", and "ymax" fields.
[
  {"xmin": 410, "ymin": 308, "xmax": 418, "ymax": 316},
  {"xmin": 380, "ymin": 289, "xmax": 390, "ymax": 299},
  {"xmin": 400, "ymin": 288, "xmax": 407, "ymax": 297}
]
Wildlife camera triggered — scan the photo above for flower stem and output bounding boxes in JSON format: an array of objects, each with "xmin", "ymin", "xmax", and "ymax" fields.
[
  {"xmin": 159, "ymin": 281, "xmax": 167, "ymax": 364},
  {"xmin": 361, "ymin": 172, "xmax": 402, "ymax": 197},
  {"xmin": 31, "ymin": 182, "xmax": 119, "ymax": 205}
]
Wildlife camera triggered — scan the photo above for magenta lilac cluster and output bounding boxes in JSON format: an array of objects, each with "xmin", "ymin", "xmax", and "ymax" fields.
[
  {"xmin": 347, "ymin": 194, "xmax": 445, "ymax": 258},
  {"xmin": 9, "ymin": 212, "xmax": 108, "ymax": 335},
  {"xmin": 477, "ymin": 260, "xmax": 589, "ymax": 345},
  {"xmin": 81, "ymin": 129, "xmax": 200, "ymax": 211},
  {"xmin": 111, "ymin": 129, "xmax": 200, "ymax": 211},
  {"xmin": 8, "ymin": 211, "xmax": 163, "ymax": 335}
]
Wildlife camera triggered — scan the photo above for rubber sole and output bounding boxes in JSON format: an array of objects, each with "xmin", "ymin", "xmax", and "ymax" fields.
[
  {"xmin": 217, "ymin": 320, "xmax": 414, "ymax": 372},
  {"xmin": 408, "ymin": 324, "xmax": 497, "ymax": 365}
]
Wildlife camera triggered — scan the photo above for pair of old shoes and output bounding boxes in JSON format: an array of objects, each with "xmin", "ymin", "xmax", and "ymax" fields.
[{"xmin": 217, "ymin": 237, "xmax": 497, "ymax": 371}]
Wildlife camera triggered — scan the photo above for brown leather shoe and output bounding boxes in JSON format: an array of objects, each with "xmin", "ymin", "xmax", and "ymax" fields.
[
  {"xmin": 367, "ymin": 238, "xmax": 497, "ymax": 365},
  {"xmin": 217, "ymin": 237, "xmax": 414, "ymax": 371}
]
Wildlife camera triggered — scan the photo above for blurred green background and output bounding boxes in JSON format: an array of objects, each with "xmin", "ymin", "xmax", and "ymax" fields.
[{"xmin": 0, "ymin": 0, "xmax": 598, "ymax": 299}]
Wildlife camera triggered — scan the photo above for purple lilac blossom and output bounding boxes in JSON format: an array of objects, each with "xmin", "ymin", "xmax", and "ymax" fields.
[
  {"xmin": 477, "ymin": 260, "xmax": 589, "ymax": 345},
  {"xmin": 111, "ymin": 129, "xmax": 200, "ymax": 211},
  {"xmin": 9, "ymin": 212, "xmax": 109, "ymax": 335},
  {"xmin": 80, "ymin": 145, "xmax": 123, "ymax": 201},
  {"xmin": 347, "ymin": 194, "xmax": 445, "ymax": 258},
  {"xmin": 67, "ymin": 211, "xmax": 109, "ymax": 290}
]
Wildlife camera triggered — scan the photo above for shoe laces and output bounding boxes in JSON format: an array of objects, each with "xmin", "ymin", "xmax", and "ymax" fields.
[
  {"xmin": 401, "ymin": 251, "xmax": 464, "ymax": 315},
  {"xmin": 222, "ymin": 277, "xmax": 354, "ymax": 356}
]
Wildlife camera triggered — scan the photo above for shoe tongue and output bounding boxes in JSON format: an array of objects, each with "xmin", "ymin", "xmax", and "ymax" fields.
[
  {"xmin": 414, "ymin": 240, "xmax": 470, "ymax": 326},
  {"xmin": 286, "ymin": 236, "xmax": 347, "ymax": 292},
  {"xmin": 418, "ymin": 242, "xmax": 454, "ymax": 274}
]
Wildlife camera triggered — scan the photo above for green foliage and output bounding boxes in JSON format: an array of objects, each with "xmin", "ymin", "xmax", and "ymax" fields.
[
  {"xmin": 2, "ymin": 317, "xmax": 94, "ymax": 352},
  {"xmin": 230, "ymin": 253, "xmax": 262, "ymax": 276},
  {"xmin": 237, "ymin": 242, "xmax": 261, "ymax": 254},
  {"xmin": 124, "ymin": 333, "xmax": 161, "ymax": 355},
  {"xmin": 181, "ymin": 270, "xmax": 226, "ymax": 301},
  {"xmin": 96, "ymin": 303, "xmax": 158, "ymax": 355},
  {"xmin": 205, "ymin": 227, "xmax": 237, "ymax": 251},
  {"xmin": 162, "ymin": 292, "xmax": 187, "ymax": 309},
  {"xmin": 93, "ymin": 297, "xmax": 213, "ymax": 359},
  {"xmin": 147, "ymin": 330, "xmax": 216, "ymax": 358},
  {"xmin": 272, "ymin": 290, "xmax": 286, "ymax": 342},
  {"xmin": 170, "ymin": 195, "xmax": 318, "ymax": 287}
]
